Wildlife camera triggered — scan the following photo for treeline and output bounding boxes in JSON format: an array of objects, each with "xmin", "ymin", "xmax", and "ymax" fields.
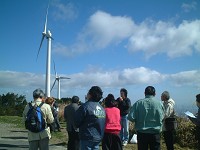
[{"xmin": 0, "ymin": 93, "xmax": 27, "ymax": 116}]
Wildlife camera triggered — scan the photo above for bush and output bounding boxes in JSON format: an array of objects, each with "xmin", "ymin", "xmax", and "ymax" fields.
[{"xmin": 176, "ymin": 117, "xmax": 198, "ymax": 148}]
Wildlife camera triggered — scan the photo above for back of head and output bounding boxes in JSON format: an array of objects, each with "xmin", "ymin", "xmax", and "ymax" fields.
[
  {"xmin": 196, "ymin": 94, "xmax": 200, "ymax": 103},
  {"xmin": 105, "ymin": 94, "xmax": 117, "ymax": 108},
  {"xmin": 88, "ymin": 86, "xmax": 103, "ymax": 102},
  {"xmin": 120, "ymin": 88, "xmax": 128, "ymax": 97},
  {"xmin": 161, "ymin": 91, "xmax": 170, "ymax": 100},
  {"xmin": 145, "ymin": 86, "xmax": 155, "ymax": 96},
  {"xmin": 72, "ymin": 96, "xmax": 79, "ymax": 103},
  {"xmin": 45, "ymin": 97, "xmax": 54, "ymax": 105},
  {"xmin": 33, "ymin": 88, "xmax": 45, "ymax": 99}
]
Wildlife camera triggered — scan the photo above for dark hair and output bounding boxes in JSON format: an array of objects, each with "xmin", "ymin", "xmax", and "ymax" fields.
[
  {"xmin": 72, "ymin": 96, "xmax": 79, "ymax": 103},
  {"xmin": 33, "ymin": 88, "xmax": 45, "ymax": 99},
  {"xmin": 196, "ymin": 94, "xmax": 200, "ymax": 103},
  {"xmin": 105, "ymin": 94, "xmax": 117, "ymax": 108},
  {"xmin": 120, "ymin": 88, "xmax": 128, "ymax": 97},
  {"xmin": 88, "ymin": 86, "xmax": 103, "ymax": 102},
  {"xmin": 145, "ymin": 86, "xmax": 155, "ymax": 96}
]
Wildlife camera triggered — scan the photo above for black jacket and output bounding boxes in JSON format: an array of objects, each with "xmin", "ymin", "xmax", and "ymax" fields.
[{"xmin": 116, "ymin": 97, "xmax": 131, "ymax": 116}]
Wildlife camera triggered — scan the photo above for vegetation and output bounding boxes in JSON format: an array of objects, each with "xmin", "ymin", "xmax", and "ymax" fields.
[{"xmin": 0, "ymin": 93, "xmax": 27, "ymax": 116}]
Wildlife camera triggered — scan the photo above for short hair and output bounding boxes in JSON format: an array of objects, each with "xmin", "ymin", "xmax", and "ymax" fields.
[
  {"xmin": 162, "ymin": 91, "xmax": 170, "ymax": 100},
  {"xmin": 33, "ymin": 88, "xmax": 45, "ymax": 99},
  {"xmin": 196, "ymin": 94, "xmax": 200, "ymax": 103},
  {"xmin": 105, "ymin": 94, "xmax": 117, "ymax": 108},
  {"xmin": 120, "ymin": 88, "xmax": 128, "ymax": 97},
  {"xmin": 88, "ymin": 86, "xmax": 103, "ymax": 102},
  {"xmin": 145, "ymin": 86, "xmax": 155, "ymax": 96},
  {"xmin": 72, "ymin": 96, "xmax": 79, "ymax": 103}
]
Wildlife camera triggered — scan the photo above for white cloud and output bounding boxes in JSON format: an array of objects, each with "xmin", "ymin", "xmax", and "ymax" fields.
[
  {"xmin": 53, "ymin": 10, "xmax": 200, "ymax": 59},
  {"xmin": 169, "ymin": 70, "xmax": 200, "ymax": 87},
  {"xmin": 127, "ymin": 19, "xmax": 200, "ymax": 58},
  {"xmin": 52, "ymin": 1, "xmax": 78, "ymax": 21},
  {"xmin": 181, "ymin": 1, "xmax": 197, "ymax": 12}
]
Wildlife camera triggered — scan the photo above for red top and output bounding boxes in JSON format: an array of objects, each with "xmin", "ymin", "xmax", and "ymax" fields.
[{"xmin": 105, "ymin": 107, "xmax": 121, "ymax": 135}]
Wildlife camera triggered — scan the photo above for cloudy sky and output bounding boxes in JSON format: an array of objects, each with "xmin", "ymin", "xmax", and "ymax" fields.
[{"xmin": 0, "ymin": 0, "xmax": 200, "ymax": 109}]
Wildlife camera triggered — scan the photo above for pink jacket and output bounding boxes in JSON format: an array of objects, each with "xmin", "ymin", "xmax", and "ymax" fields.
[{"xmin": 105, "ymin": 107, "xmax": 121, "ymax": 134}]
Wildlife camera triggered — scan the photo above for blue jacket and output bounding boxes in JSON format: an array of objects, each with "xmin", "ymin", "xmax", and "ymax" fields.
[{"xmin": 75, "ymin": 100, "xmax": 106, "ymax": 142}]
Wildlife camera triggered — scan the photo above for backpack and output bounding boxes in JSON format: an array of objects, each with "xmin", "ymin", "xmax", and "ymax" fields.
[{"xmin": 25, "ymin": 102, "xmax": 46, "ymax": 133}]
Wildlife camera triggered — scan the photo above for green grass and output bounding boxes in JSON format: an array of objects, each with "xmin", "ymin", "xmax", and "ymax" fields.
[{"xmin": 0, "ymin": 116, "xmax": 24, "ymax": 128}]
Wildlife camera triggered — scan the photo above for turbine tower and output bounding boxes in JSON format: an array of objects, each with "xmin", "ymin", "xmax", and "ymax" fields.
[
  {"xmin": 51, "ymin": 62, "xmax": 70, "ymax": 99},
  {"xmin": 37, "ymin": 2, "xmax": 53, "ymax": 97}
]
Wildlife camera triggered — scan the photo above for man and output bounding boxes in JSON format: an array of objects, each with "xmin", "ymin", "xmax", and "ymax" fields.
[
  {"xmin": 64, "ymin": 96, "xmax": 80, "ymax": 150},
  {"xmin": 23, "ymin": 88, "xmax": 54, "ymax": 150},
  {"xmin": 75, "ymin": 86, "xmax": 106, "ymax": 150},
  {"xmin": 187, "ymin": 94, "xmax": 200, "ymax": 149},
  {"xmin": 116, "ymin": 88, "xmax": 131, "ymax": 146},
  {"xmin": 161, "ymin": 91, "xmax": 176, "ymax": 150},
  {"xmin": 128, "ymin": 86, "xmax": 164, "ymax": 150}
]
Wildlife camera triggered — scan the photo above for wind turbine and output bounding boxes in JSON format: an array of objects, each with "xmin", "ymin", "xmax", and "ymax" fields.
[
  {"xmin": 37, "ymin": 2, "xmax": 53, "ymax": 97},
  {"xmin": 51, "ymin": 62, "xmax": 70, "ymax": 99}
]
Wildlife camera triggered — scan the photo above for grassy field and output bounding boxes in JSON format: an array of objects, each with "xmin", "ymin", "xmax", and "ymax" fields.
[{"xmin": 0, "ymin": 116, "xmax": 195, "ymax": 150}]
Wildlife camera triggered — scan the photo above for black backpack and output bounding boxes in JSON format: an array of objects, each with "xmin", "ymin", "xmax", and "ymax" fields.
[{"xmin": 25, "ymin": 102, "xmax": 46, "ymax": 133}]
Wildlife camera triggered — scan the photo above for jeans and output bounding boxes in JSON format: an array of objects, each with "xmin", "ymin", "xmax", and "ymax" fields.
[
  {"xmin": 80, "ymin": 140, "xmax": 100, "ymax": 150},
  {"xmin": 120, "ymin": 115, "xmax": 129, "ymax": 142}
]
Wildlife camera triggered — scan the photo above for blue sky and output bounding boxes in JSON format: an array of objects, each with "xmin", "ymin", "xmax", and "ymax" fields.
[{"xmin": 0, "ymin": 0, "xmax": 200, "ymax": 109}]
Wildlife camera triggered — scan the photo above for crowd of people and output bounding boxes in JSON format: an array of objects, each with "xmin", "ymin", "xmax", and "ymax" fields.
[{"xmin": 23, "ymin": 86, "xmax": 200, "ymax": 150}]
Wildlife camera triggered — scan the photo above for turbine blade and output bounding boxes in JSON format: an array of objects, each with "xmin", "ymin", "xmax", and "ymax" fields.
[
  {"xmin": 43, "ymin": 2, "xmax": 49, "ymax": 34},
  {"xmin": 51, "ymin": 80, "xmax": 56, "ymax": 92},
  {"xmin": 36, "ymin": 35, "xmax": 45, "ymax": 60},
  {"xmin": 60, "ymin": 77, "xmax": 71, "ymax": 79},
  {"xmin": 53, "ymin": 60, "xmax": 56, "ymax": 76}
]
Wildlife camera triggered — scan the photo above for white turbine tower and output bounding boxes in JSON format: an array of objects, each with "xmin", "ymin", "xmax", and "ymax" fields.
[
  {"xmin": 51, "ymin": 62, "xmax": 70, "ymax": 99},
  {"xmin": 37, "ymin": 3, "xmax": 52, "ymax": 97}
]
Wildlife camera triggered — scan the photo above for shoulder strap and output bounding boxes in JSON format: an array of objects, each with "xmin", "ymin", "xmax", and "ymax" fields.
[
  {"xmin": 38, "ymin": 102, "xmax": 44, "ymax": 108},
  {"xmin": 28, "ymin": 102, "xmax": 33, "ymax": 108}
]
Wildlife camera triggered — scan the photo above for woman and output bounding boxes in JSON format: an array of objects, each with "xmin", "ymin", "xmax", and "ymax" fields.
[{"xmin": 102, "ymin": 94, "xmax": 122, "ymax": 150}]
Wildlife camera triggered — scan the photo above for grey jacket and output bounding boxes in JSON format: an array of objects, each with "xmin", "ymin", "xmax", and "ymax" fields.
[{"xmin": 64, "ymin": 103, "xmax": 80, "ymax": 132}]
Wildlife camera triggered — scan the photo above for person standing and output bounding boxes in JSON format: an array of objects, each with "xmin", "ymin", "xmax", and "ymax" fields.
[
  {"xmin": 102, "ymin": 94, "xmax": 122, "ymax": 150},
  {"xmin": 161, "ymin": 91, "xmax": 176, "ymax": 150},
  {"xmin": 187, "ymin": 94, "xmax": 200, "ymax": 149},
  {"xmin": 75, "ymin": 86, "xmax": 106, "ymax": 150},
  {"xmin": 116, "ymin": 88, "xmax": 131, "ymax": 146},
  {"xmin": 23, "ymin": 88, "xmax": 54, "ymax": 150},
  {"xmin": 128, "ymin": 86, "xmax": 164, "ymax": 150},
  {"xmin": 64, "ymin": 96, "xmax": 80, "ymax": 150},
  {"xmin": 53, "ymin": 101, "xmax": 61, "ymax": 132}
]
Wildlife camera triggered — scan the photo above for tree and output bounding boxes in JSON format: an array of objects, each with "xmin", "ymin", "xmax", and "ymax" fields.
[{"xmin": 0, "ymin": 92, "xmax": 27, "ymax": 116}]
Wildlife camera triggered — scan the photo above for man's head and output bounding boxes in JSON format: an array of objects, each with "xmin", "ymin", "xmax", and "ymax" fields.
[
  {"xmin": 120, "ymin": 88, "xmax": 128, "ymax": 99},
  {"xmin": 161, "ymin": 91, "xmax": 170, "ymax": 101},
  {"xmin": 33, "ymin": 88, "xmax": 45, "ymax": 100},
  {"xmin": 72, "ymin": 96, "xmax": 79, "ymax": 103},
  {"xmin": 196, "ymin": 94, "xmax": 200, "ymax": 107},
  {"xmin": 144, "ymin": 86, "xmax": 156, "ymax": 96},
  {"xmin": 87, "ymin": 86, "xmax": 103, "ymax": 102}
]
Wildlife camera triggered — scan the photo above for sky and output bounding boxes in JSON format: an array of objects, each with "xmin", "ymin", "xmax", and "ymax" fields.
[{"xmin": 0, "ymin": 0, "xmax": 200, "ymax": 110}]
